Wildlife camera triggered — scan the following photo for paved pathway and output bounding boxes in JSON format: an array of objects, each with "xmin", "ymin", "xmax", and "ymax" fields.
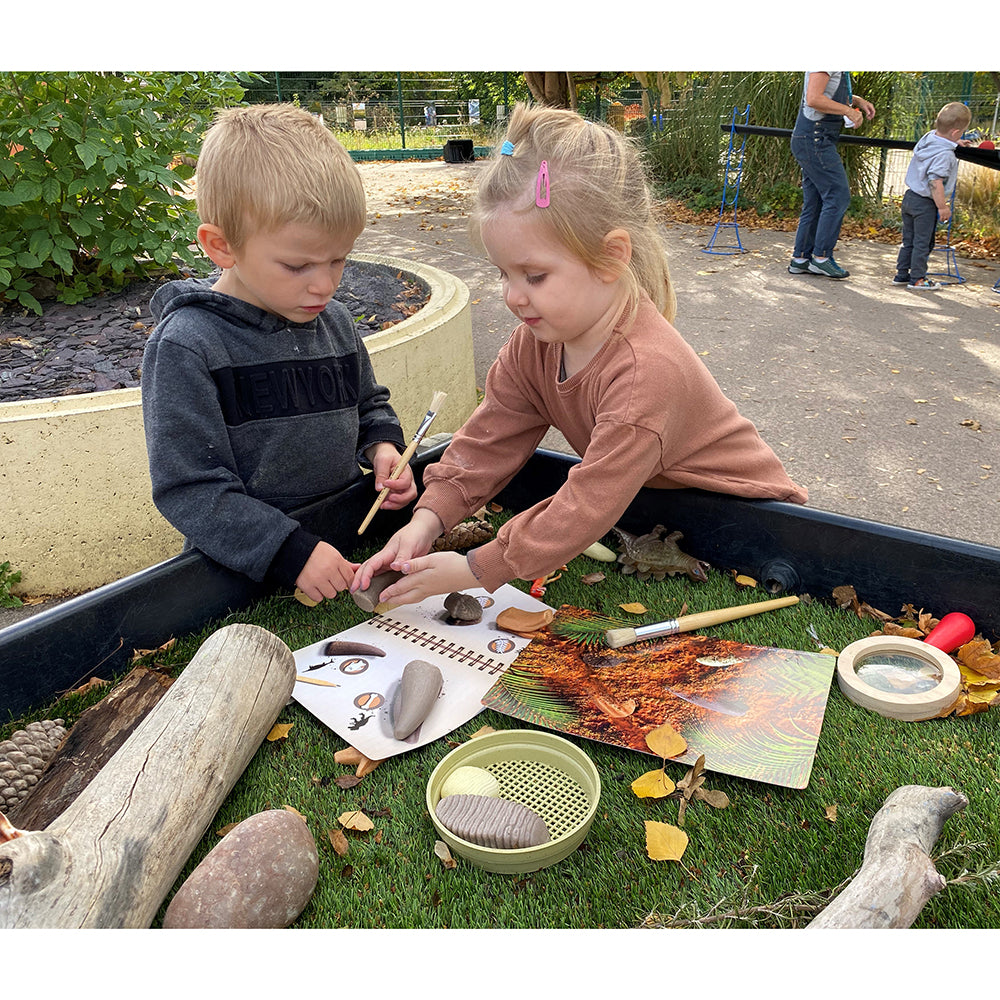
[{"xmin": 354, "ymin": 159, "xmax": 1000, "ymax": 551}]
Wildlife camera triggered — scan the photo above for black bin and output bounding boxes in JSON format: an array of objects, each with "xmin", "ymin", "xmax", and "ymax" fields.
[{"xmin": 443, "ymin": 139, "xmax": 475, "ymax": 163}]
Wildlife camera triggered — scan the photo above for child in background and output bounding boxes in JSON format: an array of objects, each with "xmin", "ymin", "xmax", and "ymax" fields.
[
  {"xmin": 894, "ymin": 102, "xmax": 972, "ymax": 290},
  {"xmin": 142, "ymin": 104, "xmax": 416, "ymax": 602},
  {"xmin": 352, "ymin": 103, "xmax": 806, "ymax": 609}
]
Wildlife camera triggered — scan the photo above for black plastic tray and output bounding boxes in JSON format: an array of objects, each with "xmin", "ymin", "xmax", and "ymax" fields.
[{"xmin": 4, "ymin": 444, "xmax": 999, "ymax": 719}]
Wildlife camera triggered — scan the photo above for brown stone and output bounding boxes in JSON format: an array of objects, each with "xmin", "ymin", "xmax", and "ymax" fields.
[{"xmin": 162, "ymin": 810, "xmax": 318, "ymax": 929}]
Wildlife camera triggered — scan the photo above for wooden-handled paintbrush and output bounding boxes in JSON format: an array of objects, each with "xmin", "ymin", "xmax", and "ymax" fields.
[
  {"xmin": 604, "ymin": 595, "xmax": 800, "ymax": 649},
  {"xmin": 357, "ymin": 390, "xmax": 447, "ymax": 536}
]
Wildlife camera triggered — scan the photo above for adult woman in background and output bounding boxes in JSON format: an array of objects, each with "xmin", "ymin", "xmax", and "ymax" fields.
[{"xmin": 788, "ymin": 72, "xmax": 875, "ymax": 280}]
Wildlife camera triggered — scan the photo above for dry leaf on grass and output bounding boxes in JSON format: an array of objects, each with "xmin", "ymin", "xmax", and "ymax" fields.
[
  {"xmin": 339, "ymin": 810, "xmax": 375, "ymax": 832},
  {"xmin": 824, "ymin": 803, "xmax": 838, "ymax": 823},
  {"xmin": 632, "ymin": 768, "xmax": 676, "ymax": 799},
  {"xmin": 434, "ymin": 840, "xmax": 457, "ymax": 869},
  {"xmin": 645, "ymin": 820, "xmax": 688, "ymax": 862},
  {"xmin": 293, "ymin": 587, "xmax": 322, "ymax": 607},
  {"xmin": 957, "ymin": 638, "xmax": 1000, "ymax": 680},
  {"xmin": 645, "ymin": 721, "xmax": 687, "ymax": 760},
  {"xmin": 266, "ymin": 723, "xmax": 293, "ymax": 741},
  {"xmin": 283, "ymin": 805, "xmax": 307, "ymax": 821},
  {"xmin": 329, "ymin": 829, "xmax": 350, "ymax": 856},
  {"xmin": 619, "ymin": 602, "xmax": 648, "ymax": 615},
  {"xmin": 675, "ymin": 755, "xmax": 729, "ymax": 826}
]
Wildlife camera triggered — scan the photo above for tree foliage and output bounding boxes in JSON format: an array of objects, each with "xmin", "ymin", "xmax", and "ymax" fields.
[{"xmin": 0, "ymin": 71, "xmax": 247, "ymax": 313}]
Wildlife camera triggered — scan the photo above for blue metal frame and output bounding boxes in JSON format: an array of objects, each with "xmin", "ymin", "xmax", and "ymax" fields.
[
  {"xmin": 927, "ymin": 187, "xmax": 965, "ymax": 284},
  {"xmin": 703, "ymin": 105, "xmax": 751, "ymax": 255}
]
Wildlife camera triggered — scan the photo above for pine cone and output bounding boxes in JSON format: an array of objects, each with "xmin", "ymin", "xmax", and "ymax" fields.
[
  {"xmin": 431, "ymin": 519, "xmax": 495, "ymax": 552},
  {"xmin": 0, "ymin": 719, "xmax": 67, "ymax": 812}
]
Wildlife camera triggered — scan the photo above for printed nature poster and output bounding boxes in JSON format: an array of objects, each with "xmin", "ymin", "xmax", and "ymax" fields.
[{"xmin": 482, "ymin": 606, "xmax": 837, "ymax": 789}]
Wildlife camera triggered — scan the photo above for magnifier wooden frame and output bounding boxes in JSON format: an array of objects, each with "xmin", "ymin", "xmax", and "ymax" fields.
[{"xmin": 836, "ymin": 636, "xmax": 962, "ymax": 721}]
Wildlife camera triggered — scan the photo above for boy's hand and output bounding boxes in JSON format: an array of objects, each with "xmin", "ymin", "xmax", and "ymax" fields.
[
  {"xmin": 373, "ymin": 551, "xmax": 479, "ymax": 608},
  {"xmin": 367, "ymin": 442, "xmax": 418, "ymax": 510},
  {"xmin": 296, "ymin": 541, "xmax": 359, "ymax": 603}
]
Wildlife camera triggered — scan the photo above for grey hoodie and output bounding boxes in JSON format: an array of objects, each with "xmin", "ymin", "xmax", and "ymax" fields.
[
  {"xmin": 142, "ymin": 277, "xmax": 405, "ymax": 585},
  {"xmin": 905, "ymin": 130, "xmax": 960, "ymax": 200}
]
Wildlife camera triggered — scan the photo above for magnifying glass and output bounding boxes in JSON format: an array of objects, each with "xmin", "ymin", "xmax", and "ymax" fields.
[{"xmin": 836, "ymin": 636, "xmax": 962, "ymax": 721}]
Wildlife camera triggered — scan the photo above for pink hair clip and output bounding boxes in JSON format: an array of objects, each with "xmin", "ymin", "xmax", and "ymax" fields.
[{"xmin": 535, "ymin": 160, "xmax": 550, "ymax": 208}]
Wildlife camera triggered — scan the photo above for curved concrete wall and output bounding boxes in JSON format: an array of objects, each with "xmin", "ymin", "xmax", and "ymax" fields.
[{"xmin": 0, "ymin": 254, "xmax": 476, "ymax": 598}]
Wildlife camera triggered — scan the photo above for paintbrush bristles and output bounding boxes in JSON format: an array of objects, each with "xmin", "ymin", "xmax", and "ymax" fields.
[
  {"xmin": 604, "ymin": 628, "xmax": 637, "ymax": 649},
  {"xmin": 428, "ymin": 390, "xmax": 447, "ymax": 411}
]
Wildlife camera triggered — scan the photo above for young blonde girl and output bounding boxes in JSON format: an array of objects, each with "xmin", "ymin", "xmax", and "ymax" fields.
[{"xmin": 352, "ymin": 104, "xmax": 806, "ymax": 607}]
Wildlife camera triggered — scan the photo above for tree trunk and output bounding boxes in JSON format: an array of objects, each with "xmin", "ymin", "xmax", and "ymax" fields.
[
  {"xmin": 808, "ymin": 785, "xmax": 968, "ymax": 929},
  {"xmin": 0, "ymin": 624, "xmax": 295, "ymax": 928},
  {"xmin": 8, "ymin": 666, "xmax": 174, "ymax": 831}
]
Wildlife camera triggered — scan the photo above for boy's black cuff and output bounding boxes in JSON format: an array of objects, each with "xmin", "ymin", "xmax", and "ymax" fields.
[{"xmin": 268, "ymin": 526, "xmax": 323, "ymax": 588}]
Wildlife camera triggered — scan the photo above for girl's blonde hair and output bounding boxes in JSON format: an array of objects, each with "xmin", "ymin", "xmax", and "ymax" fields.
[
  {"xmin": 469, "ymin": 103, "xmax": 676, "ymax": 325},
  {"xmin": 195, "ymin": 104, "xmax": 366, "ymax": 249}
]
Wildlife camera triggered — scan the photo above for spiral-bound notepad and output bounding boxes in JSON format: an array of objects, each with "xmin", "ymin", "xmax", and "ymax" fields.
[{"xmin": 291, "ymin": 585, "xmax": 551, "ymax": 760}]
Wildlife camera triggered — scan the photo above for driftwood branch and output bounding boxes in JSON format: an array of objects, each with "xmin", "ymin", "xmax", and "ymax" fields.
[
  {"xmin": 808, "ymin": 785, "xmax": 968, "ymax": 929},
  {"xmin": 0, "ymin": 624, "xmax": 295, "ymax": 929},
  {"xmin": 9, "ymin": 666, "xmax": 174, "ymax": 830}
]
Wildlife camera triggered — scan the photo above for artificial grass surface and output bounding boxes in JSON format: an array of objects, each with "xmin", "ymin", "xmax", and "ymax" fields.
[{"xmin": 9, "ymin": 525, "xmax": 1000, "ymax": 930}]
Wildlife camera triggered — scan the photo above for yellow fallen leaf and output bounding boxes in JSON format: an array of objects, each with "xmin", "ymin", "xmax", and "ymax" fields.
[
  {"xmin": 293, "ymin": 587, "xmax": 322, "ymax": 607},
  {"xmin": 824, "ymin": 802, "xmax": 838, "ymax": 822},
  {"xmin": 645, "ymin": 820, "xmax": 689, "ymax": 862},
  {"xmin": 645, "ymin": 721, "xmax": 688, "ymax": 760},
  {"xmin": 282, "ymin": 805, "xmax": 307, "ymax": 821},
  {"xmin": 734, "ymin": 574, "xmax": 757, "ymax": 587},
  {"xmin": 631, "ymin": 767, "xmax": 676, "ymax": 799},
  {"xmin": 338, "ymin": 810, "xmax": 375, "ymax": 831},
  {"xmin": 619, "ymin": 602, "xmax": 648, "ymax": 614},
  {"xmin": 266, "ymin": 722, "xmax": 293, "ymax": 741},
  {"xmin": 434, "ymin": 840, "xmax": 457, "ymax": 869},
  {"xmin": 329, "ymin": 829, "xmax": 350, "ymax": 855}
]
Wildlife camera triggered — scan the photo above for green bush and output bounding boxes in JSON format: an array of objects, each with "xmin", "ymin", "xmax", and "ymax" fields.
[{"xmin": 0, "ymin": 72, "xmax": 248, "ymax": 314}]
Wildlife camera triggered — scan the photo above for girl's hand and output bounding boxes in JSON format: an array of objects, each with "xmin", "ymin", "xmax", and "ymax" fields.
[
  {"xmin": 351, "ymin": 509, "xmax": 443, "ymax": 593},
  {"xmin": 376, "ymin": 551, "xmax": 479, "ymax": 608}
]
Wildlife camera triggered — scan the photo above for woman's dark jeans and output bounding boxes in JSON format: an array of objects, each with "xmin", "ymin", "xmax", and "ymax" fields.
[{"xmin": 791, "ymin": 124, "xmax": 851, "ymax": 259}]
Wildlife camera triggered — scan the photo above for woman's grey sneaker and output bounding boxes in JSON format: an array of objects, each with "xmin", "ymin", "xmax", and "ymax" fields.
[
  {"xmin": 788, "ymin": 257, "xmax": 812, "ymax": 274},
  {"xmin": 807, "ymin": 257, "xmax": 850, "ymax": 279}
]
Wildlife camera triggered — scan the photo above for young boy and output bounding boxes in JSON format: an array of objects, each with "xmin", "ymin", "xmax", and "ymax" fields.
[
  {"xmin": 894, "ymin": 102, "xmax": 972, "ymax": 290},
  {"xmin": 141, "ymin": 104, "xmax": 416, "ymax": 603}
]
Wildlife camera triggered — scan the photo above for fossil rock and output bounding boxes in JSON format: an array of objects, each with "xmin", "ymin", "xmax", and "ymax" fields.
[
  {"xmin": 392, "ymin": 659, "xmax": 444, "ymax": 740},
  {"xmin": 443, "ymin": 591, "xmax": 483, "ymax": 624},
  {"xmin": 352, "ymin": 570, "xmax": 404, "ymax": 612},
  {"xmin": 435, "ymin": 794, "xmax": 549, "ymax": 849}
]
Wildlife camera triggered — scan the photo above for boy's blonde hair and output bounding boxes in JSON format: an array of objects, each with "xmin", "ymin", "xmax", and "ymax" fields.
[
  {"xmin": 936, "ymin": 102, "xmax": 972, "ymax": 134},
  {"xmin": 196, "ymin": 103, "xmax": 366, "ymax": 248},
  {"xmin": 469, "ymin": 103, "xmax": 676, "ymax": 325}
]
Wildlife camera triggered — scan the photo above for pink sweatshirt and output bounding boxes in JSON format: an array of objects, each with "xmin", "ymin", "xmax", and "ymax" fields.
[{"xmin": 415, "ymin": 293, "xmax": 807, "ymax": 591}]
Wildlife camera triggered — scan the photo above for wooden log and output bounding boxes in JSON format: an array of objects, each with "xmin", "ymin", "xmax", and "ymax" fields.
[
  {"xmin": 8, "ymin": 666, "xmax": 174, "ymax": 831},
  {"xmin": 808, "ymin": 785, "xmax": 968, "ymax": 929},
  {"xmin": 0, "ymin": 624, "xmax": 295, "ymax": 929}
]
